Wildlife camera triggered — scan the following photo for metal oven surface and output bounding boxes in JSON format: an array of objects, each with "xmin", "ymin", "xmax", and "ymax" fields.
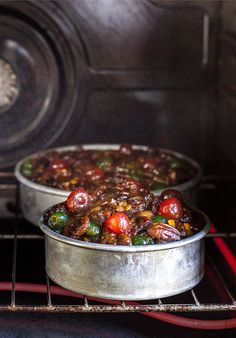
[{"xmin": 0, "ymin": 176, "xmax": 235, "ymax": 337}]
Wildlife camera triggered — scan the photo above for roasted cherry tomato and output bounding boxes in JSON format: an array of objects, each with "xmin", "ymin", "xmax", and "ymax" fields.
[
  {"xmin": 49, "ymin": 159, "xmax": 68, "ymax": 170},
  {"xmin": 86, "ymin": 168, "xmax": 105, "ymax": 181},
  {"xmin": 22, "ymin": 159, "xmax": 33, "ymax": 176},
  {"xmin": 105, "ymin": 212, "xmax": 130, "ymax": 235},
  {"xmin": 86, "ymin": 220, "xmax": 101, "ymax": 237},
  {"xmin": 159, "ymin": 197, "xmax": 183, "ymax": 220},
  {"xmin": 152, "ymin": 215, "xmax": 167, "ymax": 224},
  {"xmin": 48, "ymin": 211, "xmax": 69, "ymax": 233},
  {"xmin": 160, "ymin": 189, "xmax": 182, "ymax": 202},
  {"xmin": 132, "ymin": 235, "xmax": 154, "ymax": 245},
  {"xmin": 66, "ymin": 189, "xmax": 92, "ymax": 212}
]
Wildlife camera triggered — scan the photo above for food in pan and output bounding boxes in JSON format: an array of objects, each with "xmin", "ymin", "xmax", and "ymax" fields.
[
  {"xmin": 43, "ymin": 179, "xmax": 204, "ymax": 245},
  {"xmin": 40, "ymin": 181, "xmax": 209, "ymax": 300},
  {"xmin": 20, "ymin": 144, "xmax": 197, "ymax": 193}
]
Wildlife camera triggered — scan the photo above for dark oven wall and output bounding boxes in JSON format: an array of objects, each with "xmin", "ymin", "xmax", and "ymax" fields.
[
  {"xmin": 219, "ymin": 1, "xmax": 236, "ymax": 174},
  {"xmin": 0, "ymin": 0, "xmax": 220, "ymax": 172}
]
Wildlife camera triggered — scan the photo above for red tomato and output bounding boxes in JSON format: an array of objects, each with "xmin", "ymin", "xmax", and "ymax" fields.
[
  {"xmin": 49, "ymin": 159, "xmax": 67, "ymax": 170},
  {"xmin": 49, "ymin": 159, "xmax": 68, "ymax": 170},
  {"xmin": 66, "ymin": 189, "xmax": 92, "ymax": 212},
  {"xmin": 49, "ymin": 159, "xmax": 70, "ymax": 177},
  {"xmin": 86, "ymin": 168, "xmax": 105, "ymax": 181},
  {"xmin": 105, "ymin": 212, "xmax": 130, "ymax": 235},
  {"xmin": 159, "ymin": 197, "xmax": 183, "ymax": 220},
  {"xmin": 160, "ymin": 189, "xmax": 182, "ymax": 202}
]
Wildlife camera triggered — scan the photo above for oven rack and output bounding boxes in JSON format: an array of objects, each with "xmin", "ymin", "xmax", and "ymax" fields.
[{"xmin": 0, "ymin": 178, "xmax": 235, "ymax": 316}]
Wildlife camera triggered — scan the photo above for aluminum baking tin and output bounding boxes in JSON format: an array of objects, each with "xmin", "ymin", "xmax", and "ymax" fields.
[{"xmin": 39, "ymin": 208, "xmax": 210, "ymax": 300}]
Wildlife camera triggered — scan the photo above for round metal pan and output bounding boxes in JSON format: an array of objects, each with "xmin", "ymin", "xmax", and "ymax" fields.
[
  {"xmin": 39, "ymin": 207, "xmax": 210, "ymax": 300},
  {"xmin": 15, "ymin": 144, "xmax": 202, "ymax": 226}
]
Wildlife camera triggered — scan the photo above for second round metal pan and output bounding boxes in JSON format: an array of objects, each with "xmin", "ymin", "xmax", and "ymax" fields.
[{"xmin": 15, "ymin": 144, "xmax": 202, "ymax": 225}]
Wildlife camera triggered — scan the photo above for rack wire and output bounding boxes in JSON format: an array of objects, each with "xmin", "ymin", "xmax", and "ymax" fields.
[{"xmin": 0, "ymin": 178, "xmax": 235, "ymax": 314}]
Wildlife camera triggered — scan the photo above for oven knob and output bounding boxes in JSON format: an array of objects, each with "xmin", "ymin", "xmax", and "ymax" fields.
[{"xmin": 0, "ymin": 58, "xmax": 19, "ymax": 113}]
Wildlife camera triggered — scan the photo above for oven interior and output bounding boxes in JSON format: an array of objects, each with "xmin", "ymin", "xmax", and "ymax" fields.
[{"xmin": 0, "ymin": 0, "xmax": 235, "ymax": 335}]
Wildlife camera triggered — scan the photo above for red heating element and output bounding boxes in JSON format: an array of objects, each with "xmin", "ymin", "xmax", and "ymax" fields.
[{"xmin": 210, "ymin": 224, "xmax": 236, "ymax": 275}]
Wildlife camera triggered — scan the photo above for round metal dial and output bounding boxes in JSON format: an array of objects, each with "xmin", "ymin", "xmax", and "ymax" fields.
[{"xmin": 0, "ymin": 58, "xmax": 19, "ymax": 113}]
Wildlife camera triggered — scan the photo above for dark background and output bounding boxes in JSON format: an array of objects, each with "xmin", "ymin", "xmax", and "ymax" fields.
[
  {"xmin": 1, "ymin": 0, "xmax": 234, "ymax": 174},
  {"xmin": 0, "ymin": 0, "xmax": 235, "ymax": 337}
]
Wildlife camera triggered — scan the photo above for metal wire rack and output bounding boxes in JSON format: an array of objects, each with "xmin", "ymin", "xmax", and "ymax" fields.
[{"xmin": 0, "ymin": 176, "xmax": 235, "ymax": 315}]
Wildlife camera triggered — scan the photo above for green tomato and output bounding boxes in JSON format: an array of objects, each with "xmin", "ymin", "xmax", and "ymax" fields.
[
  {"xmin": 152, "ymin": 215, "xmax": 168, "ymax": 223},
  {"xmin": 86, "ymin": 220, "xmax": 101, "ymax": 237},
  {"xmin": 169, "ymin": 158, "xmax": 183, "ymax": 169},
  {"xmin": 150, "ymin": 182, "xmax": 168, "ymax": 190},
  {"xmin": 132, "ymin": 235, "xmax": 154, "ymax": 245},
  {"xmin": 129, "ymin": 173, "xmax": 142, "ymax": 181},
  {"xmin": 21, "ymin": 159, "xmax": 33, "ymax": 177},
  {"xmin": 97, "ymin": 157, "xmax": 113, "ymax": 169},
  {"xmin": 48, "ymin": 211, "xmax": 69, "ymax": 233}
]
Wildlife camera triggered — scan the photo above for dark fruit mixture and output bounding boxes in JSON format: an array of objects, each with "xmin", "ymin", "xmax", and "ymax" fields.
[
  {"xmin": 43, "ymin": 178, "xmax": 204, "ymax": 246},
  {"xmin": 21, "ymin": 144, "xmax": 197, "ymax": 192}
]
